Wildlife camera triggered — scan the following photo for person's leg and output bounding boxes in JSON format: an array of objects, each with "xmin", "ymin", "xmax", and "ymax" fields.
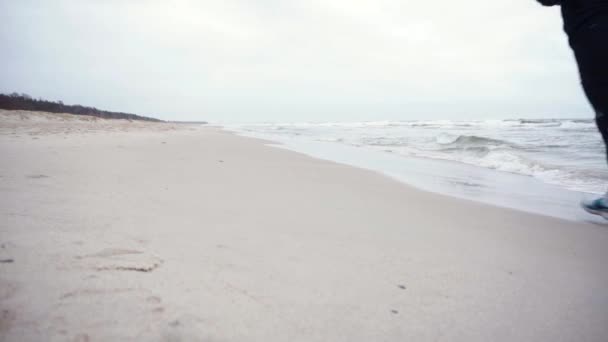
[
  {"xmin": 571, "ymin": 22, "xmax": 608, "ymax": 216},
  {"xmin": 571, "ymin": 23, "xmax": 608, "ymax": 160},
  {"xmin": 588, "ymin": 85, "xmax": 608, "ymax": 162},
  {"xmin": 582, "ymin": 67, "xmax": 608, "ymax": 162}
]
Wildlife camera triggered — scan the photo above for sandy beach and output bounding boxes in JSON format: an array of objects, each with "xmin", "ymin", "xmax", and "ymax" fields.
[{"xmin": 1, "ymin": 110, "xmax": 608, "ymax": 341}]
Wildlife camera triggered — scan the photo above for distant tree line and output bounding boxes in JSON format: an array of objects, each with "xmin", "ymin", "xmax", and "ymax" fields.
[{"xmin": 0, "ymin": 92, "xmax": 162, "ymax": 122}]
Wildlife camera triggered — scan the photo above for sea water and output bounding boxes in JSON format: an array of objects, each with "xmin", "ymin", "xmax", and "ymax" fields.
[{"xmin": 225, "ymin": 119, "xmax": 608, "ymax": 222}]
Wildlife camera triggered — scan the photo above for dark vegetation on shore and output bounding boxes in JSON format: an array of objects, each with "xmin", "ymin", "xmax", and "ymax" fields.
[{"xmin": 0, "ymin": 92, "xmax": 162, "ymax": 122}]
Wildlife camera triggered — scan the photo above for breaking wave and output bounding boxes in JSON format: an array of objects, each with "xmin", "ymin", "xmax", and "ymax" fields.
[
  {"xmin": 435, "ymin": 134, "xmax": 512, "ymax": 147},
  {"xmin": 227, "ymin": 118, "xmax": 607, "ymax": 193}
]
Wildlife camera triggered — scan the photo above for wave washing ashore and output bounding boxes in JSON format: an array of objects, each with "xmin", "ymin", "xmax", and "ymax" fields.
[{"xmin": 227, "ymin": 119, "xmax": 607, "ymax": 221}]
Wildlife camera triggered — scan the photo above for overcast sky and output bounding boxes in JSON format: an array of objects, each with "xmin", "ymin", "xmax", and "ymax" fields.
[{"xmin": 0, "ymin": 0, "xmax": 592, "ymax": 122}]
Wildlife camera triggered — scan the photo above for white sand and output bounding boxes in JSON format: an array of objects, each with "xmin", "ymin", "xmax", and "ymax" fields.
[{"xmin": 1, "ymin": 110, "xmax": 608, "ymax": 341}]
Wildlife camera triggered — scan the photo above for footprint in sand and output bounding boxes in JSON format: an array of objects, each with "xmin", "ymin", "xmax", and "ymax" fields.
[
  {"xmin": 146, "ymin": 296, "xmax": 165, "ymax": 314},
  {"xmin": 82, "ymin": 248, "xmax": 142, "ymax": 258},
  {"xmin": 53, "ymin": 288, "xmax": 166, "ymax": 339},
  {"xmin": 26, "ymin": 174, "xmax": 49, "ymax": 179},
  {"xmin": 146, "ymin": 296, "xmax": 162, "ymax": 304},
  {"xmin": 161, "ymin": 314, "xmax": 208, "ymax": 342},
  {"xmin": 0, "ymin": 242, "xmax": 16, "ymax": 266},
  {"xmin": 73, "ymin": 333, "xmax": 90, "ymax": 342},
  {"xmin": 76, "ymin": 248, "xmax": 163, "ymax": 273},
  {"xmin": 0, "ymin": 309, "xmax": 17, "ymax": 334},
  {"xmin": 0, "ymin": 282, "xmax": 19, "ymax": 302}
]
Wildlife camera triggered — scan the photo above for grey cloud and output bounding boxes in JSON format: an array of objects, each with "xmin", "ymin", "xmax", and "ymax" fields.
[{"xmin": 0, "ymin": 0, "xmax": 590, "ymax": 122}]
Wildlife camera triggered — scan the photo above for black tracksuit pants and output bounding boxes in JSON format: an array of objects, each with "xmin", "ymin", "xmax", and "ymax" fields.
[{"xmin": 569, "ymin": 22, "xmax": 608, "ymax": 161}]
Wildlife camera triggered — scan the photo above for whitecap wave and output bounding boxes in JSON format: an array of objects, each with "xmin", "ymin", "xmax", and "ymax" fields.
[
  {"xmin": 227, "ymin": 118, "xmax": 607, "ymax": 193},
  {"xmin": 435, "ymin": 134, "xmax": 512, "ymax": 147},
  {"xmin": 559, "ymin": 120, "xmax": 595, "ymax": 129}
]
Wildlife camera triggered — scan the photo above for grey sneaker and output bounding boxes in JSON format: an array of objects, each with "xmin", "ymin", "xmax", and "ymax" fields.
[{"xmin": 581, "ymin": 197, "xmax": 608, "ymax": 219}]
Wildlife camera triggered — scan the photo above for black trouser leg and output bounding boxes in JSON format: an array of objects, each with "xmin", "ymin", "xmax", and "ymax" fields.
[
  {"xmin": 590, "ymin": 102, "xmax": 608, "ymax": 164},
  {"xmin": 571, "ymin": 23, "xmax": 608, "ymax": 162}
]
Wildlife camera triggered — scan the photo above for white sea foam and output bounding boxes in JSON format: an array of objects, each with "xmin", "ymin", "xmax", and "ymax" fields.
[{"xmin": 227, "ymin": 119, "xmax": 607, "ymax": 194}]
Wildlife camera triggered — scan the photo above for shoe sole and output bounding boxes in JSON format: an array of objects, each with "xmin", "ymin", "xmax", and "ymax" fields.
[{"xmin": 581, "ymin": 204, "xmax": 608, "ymax": 220}]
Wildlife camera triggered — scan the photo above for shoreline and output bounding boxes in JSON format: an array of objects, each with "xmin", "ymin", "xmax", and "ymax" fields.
[
  {"xmin": 2, "ymin": 112, "xmax": 608, "ymax": 341},
  {"xmin": 226, "ymin": 125, "xmax": 601, "ymax": 222}
]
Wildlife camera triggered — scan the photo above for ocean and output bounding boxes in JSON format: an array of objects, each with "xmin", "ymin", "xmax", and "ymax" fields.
[{"xmin": 226, "ymin": 119, "xmax": 608, "ymax": 222}]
